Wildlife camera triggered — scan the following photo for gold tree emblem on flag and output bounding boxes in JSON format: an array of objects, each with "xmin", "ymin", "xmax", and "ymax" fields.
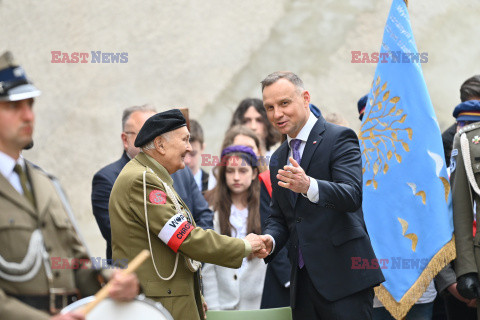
[{"xmin": 359, "ymin": 76, "xmax": 413, "ymax": 189}]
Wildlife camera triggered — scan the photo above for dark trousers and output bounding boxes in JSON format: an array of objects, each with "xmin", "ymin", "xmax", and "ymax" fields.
[{"xmin": 293, "ymin": 266, "xmax": 374, "ymax": 320}]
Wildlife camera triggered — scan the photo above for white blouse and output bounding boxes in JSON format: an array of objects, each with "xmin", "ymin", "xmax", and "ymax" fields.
[{"xmin": 202, "ymin": 205, "xmax": 267, "ymax": 310}]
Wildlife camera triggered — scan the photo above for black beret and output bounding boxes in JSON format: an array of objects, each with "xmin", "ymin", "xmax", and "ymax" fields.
[{"xmin": 134, "ymin": 109, "xmax": 187, "ymax": 147}]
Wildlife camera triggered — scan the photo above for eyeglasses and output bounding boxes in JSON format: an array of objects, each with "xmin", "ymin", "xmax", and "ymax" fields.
[{"xmin": 124, "ymin": 131, "xmax": 137, "ymax": 135}]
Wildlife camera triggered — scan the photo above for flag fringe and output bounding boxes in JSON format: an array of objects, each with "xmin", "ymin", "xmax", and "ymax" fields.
[{"xmin": 374, "ymin": 236, "xmax": 456, "ymax": 320}]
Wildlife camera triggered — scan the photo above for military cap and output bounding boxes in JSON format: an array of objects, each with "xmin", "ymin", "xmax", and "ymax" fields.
[
  {"xmin": 453, "ymin": 100, "xmax": 480, "ymax": 121},
  {"xmin": 134, "ymin": 109, "xmax": 187, "ymax": 147},
  {"xmin": 0, "ymin": 51, "xmax": 41, "ymax": 101},
  {"xmin": 358, "ymin": 94, "xmax": 368, "ymax": 120}
]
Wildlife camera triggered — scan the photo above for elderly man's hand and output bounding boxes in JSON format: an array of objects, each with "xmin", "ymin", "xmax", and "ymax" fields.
[
  {"xmin": 277, "ymin": 157, "xmax": 310, "ymax": 194},
  {"xmin": 244, "ymin": 233, "xmax": 267, "ymax": 256},
  {"xmin": 108, "ymin": 270, "xmax": 140, "ymax": 301}
]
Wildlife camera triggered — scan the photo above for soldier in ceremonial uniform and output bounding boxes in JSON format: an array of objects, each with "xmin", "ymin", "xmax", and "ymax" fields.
[
  {"xmin": 110, "ymin": 109, "xmax": 267, "ymax": 320},
  {"xmin": 0, "ymin": 51, "xmax": 139, "ymax": 320},
  {"xmin": 450, "ymin": 99, "xmax": 480, "ymax": 319}
]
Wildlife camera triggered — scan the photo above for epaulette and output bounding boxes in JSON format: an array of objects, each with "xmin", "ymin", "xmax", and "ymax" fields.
[
  {"xmin": 458, "ymin": 122, "xmax": 480, "ymax": 135},
  {"xmin": 27, "ymin": 160, "xmax": 57, "ymax": 181}
]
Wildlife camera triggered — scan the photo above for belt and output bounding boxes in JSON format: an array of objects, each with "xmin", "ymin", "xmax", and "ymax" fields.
[{"xmin": 8, "ymin": 291, "xmax": 79, "ymax": 314}]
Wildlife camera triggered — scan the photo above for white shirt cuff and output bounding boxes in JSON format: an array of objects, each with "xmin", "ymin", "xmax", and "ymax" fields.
[
  {"xmin": 266, "ymin": 234, "xmax": 276, "ymax": 255},
  {"xmin": 285, "ymin": 281, "xmax": 290, "ymax": 288},
  {"xmin": 302, "ymin": 176, "xmax": 319, "ymax": 203}
]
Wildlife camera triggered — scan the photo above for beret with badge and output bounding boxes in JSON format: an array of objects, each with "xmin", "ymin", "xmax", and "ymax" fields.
[
  {"xmin": 134, "ymin": 109, "xmax": 187, "ymax": 147},
  {"xmin": 0, "ymin": 51, "xmax": 41, "ymax": 102}
]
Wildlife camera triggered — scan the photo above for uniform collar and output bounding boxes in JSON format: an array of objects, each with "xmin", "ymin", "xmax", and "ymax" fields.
[
  {"xmin": 0, "ymin": 150, "xmax": 25, "ymax": 179},
  {"xmin": 287, "ymin": 111, "xmax": 317, "ymax": 145},
  {"xmin": 137, "ymin": 152, "xmax": 174, "ymax": 186}
]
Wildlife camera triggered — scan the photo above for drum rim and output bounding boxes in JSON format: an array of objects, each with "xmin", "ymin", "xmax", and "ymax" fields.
[{"xmin": 61, "ymin": 294, "xmax": 173, "ymax": 320}]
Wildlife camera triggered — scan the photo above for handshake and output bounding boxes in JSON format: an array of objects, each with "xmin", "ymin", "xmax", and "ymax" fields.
[{"xmin": 244, "ymin": 233, "xmax": 273, "ymax": 259}]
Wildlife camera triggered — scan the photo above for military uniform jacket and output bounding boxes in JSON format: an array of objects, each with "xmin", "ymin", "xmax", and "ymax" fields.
[
  {"xmin": 451, "ymin": 122, "xmax": 480, "ymax": 278},
  {"xmin": 110, "ymin": 152, "xmax": 246, "ymax": 320},
  {"xmin": 0, "ymin": 161, "xmax": 99, "ymax": 320}
]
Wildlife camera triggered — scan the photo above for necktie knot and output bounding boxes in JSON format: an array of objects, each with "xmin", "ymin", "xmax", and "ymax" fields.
[
  {"xmin": 13, "ymin": 163, "xmax": 23, "ymax": 175},
  {"xmin": 290, "ymin": 139, "xmax": 302, "ymax": 151}
]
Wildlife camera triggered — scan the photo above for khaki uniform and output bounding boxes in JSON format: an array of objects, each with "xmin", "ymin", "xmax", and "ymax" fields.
[
  {"xmin": 451, "ymin": 122, "xmax": 480, "ymax": 318},
  {"xmin": 0, "ymin": 161, "xmax": 101, "ymax": 320},
  {"xmin": 110, "ymin": 152, "xmax": 247, "ymax": 320}
]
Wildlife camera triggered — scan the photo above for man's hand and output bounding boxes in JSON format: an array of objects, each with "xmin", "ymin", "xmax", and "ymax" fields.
[
  {"xmin": 108, "ymin": 270, "xmax": 140, "ymax": 301},
  {"xmin": 457, "ymin": 273, "xmax": 480, "ymax": 299},
  {"xmin": 255, "ymin": 235, "xmax": 273, "ymax": 259},
  {"xmin": 202, "ymin": 300, "xmax": 208, "ymax": 319},
  {"xmin": 277, "ymin": 157, "xmax": 310, "ymax": 194},
  {"xmin": 51, "ymin": 311, "xmax": 84, "ymax": 320},
  {"xmin": 244, "ymin": 233, "xmax": 266, "ymax": 256}
]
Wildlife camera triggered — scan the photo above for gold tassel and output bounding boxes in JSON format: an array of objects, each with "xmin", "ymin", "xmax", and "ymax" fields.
[{"xmin": 375, "ymin": 236, "xmax": 456, "ymax": 319}]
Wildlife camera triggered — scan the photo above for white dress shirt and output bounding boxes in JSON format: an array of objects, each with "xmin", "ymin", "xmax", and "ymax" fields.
[
  {"xmin": 0, "ymin": 151, "xmax": 26, "ymax": 194},
  {"xmin": 193, "ymin": 169, "xmax": 203, "ymax": 192}
]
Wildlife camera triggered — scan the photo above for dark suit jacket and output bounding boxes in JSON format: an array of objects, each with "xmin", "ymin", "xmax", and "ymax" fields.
[
  {"xmin": 264, "ymin": 116, "xmax": 384, "ymax": 306},
  {"xmin": 92, "ymin": 151, "xmax": 213, "ymax": 260},
  {"xmin": 259, "ymin": 181, "xmax": 291, "ymax": 309}
]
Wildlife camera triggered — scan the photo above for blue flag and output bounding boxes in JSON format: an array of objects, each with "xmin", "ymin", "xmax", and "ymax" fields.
[{"xmin": 359, "ymin": 0, "xmax": 455, "ymax": 318}]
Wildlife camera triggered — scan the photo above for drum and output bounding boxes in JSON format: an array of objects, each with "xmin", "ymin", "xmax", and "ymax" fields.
[{"xmin": 61, "ymin": 294, "xmax": 174, "ymax": 320}]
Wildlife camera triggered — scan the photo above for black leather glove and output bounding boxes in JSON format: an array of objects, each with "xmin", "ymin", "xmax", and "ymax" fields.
[{"xmin": 457, "ymin": 273, "xmax": 480, "ymax": 299}]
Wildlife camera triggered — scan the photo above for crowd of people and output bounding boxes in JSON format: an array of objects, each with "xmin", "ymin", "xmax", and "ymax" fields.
[{"xmin": 1, "ymin": 49, "xmax": 480, "ymax": 320}]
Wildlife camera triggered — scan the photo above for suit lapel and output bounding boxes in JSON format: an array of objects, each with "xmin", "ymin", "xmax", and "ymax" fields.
[
  {"xmin": 271, "ymin": 142, "xmax": 296, "ymax": 208},
  {"xmin": 300, "ymin": 118, "xmax": 326, "ymax": 173},
  {"xmin": 291, "ymin": 118, "xmax": 326, "ymax": 207}
]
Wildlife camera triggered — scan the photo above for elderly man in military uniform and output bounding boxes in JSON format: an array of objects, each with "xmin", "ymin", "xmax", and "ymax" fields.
[
  {"xmin": 110, "ymin": 109, "xmax": 267, "ymax": 320},
  {"xmin": 0, "ymin": 51, "xmax": 139, "ymax": 320},
  {"xmin": 450, "ymin": 97, "xmax": 480, "ymax": 319}
]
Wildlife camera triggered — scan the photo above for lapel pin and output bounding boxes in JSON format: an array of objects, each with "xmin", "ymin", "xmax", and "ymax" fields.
[{"xmin": 313, "ymin": 141, "xmax": 317, "ymax": 144}]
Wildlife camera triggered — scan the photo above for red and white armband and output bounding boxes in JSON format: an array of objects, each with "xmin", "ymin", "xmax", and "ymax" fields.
[{"xmin": 158, "ymin": 213, "xmax": 194, "ymax": 252}]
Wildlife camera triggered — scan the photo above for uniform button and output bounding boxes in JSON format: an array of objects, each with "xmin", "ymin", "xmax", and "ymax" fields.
[
  {"xmin": 296, "ymin": 217, "xmax": 302, "ymax": 223},
  {"xmin": 9, "ymin": 219, "xmax": 14, "ymax": 225},
  {"xmin": 167, "ymin": 289, "xmax": 172, "ymax": 294},
  {"xmin": 46, "ymin": 246, "xmax": 52, "ymax": 252},
  {"xmin": 54, "ymin": 271, "xmax": 61, "ymax": 278},
  {"xmin": 233, "ymin": 275, "xmax": 237, "ymax": 280},
  {"xmin": 41, "ymin": 222, "xmax": 46, "ymax": 228}
]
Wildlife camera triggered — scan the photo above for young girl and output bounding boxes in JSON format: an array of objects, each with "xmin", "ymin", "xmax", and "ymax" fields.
[
  {"xmin": 202, "ymin": 145, "xmax": 267, "ymax": 310},
  {"xmin": 207, "ymin": 125, "xmax": 266, "ymax": 190}
]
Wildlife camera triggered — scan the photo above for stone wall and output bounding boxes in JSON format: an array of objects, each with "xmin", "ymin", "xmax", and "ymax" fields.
[{"xmin": 1, "ymin": 0, "xmax": 478, "ymax": 258}]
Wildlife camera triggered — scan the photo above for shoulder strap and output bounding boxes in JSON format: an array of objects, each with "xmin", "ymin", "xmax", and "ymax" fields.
[{"xmin": 460, "ymin": 133, "xmax": 480, "ymax": 196}]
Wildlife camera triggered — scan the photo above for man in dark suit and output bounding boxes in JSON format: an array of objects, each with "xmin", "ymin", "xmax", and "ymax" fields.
[
  {"xmin": 91, "ymin": 105, "xmax": 213, "ymax": 261},
  {"xmin": 259, "ymin": 181, "xmax": 291, "ymax": 308},
  {"xmin": 258, "ymin": 72, "xmax": 384, "ymax": 319}
]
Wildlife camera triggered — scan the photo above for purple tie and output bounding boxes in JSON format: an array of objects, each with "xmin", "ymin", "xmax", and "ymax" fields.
[
  {"xmin": 290, "ymin": 139, "xmax": 305, "ymax": 268},
  {"xmin": 290, "ymin": 139, "xmax": 302, "ymax": 164}
]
